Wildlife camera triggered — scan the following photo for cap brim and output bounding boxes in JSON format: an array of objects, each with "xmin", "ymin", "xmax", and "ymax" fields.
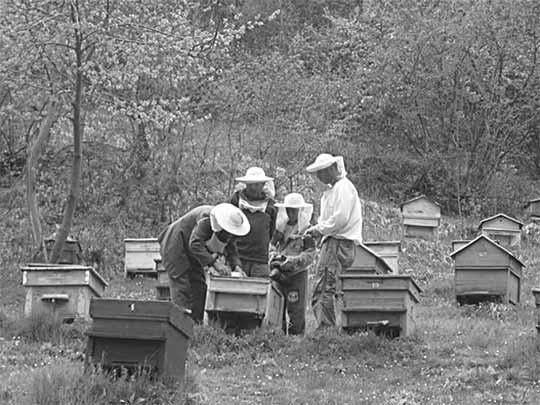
[
  {"xmin": 221, "ymin": 221, "xmax": 250, "ymax": 236},
  {"xmin": 275, "ymin": 203, "xmax": 313, "ymax": 208},
  {"xmin": 306, "ymin": 160, "xmax": 336, "ymax": 173},
  {"xmin": 235, "ymin": 176, "xmax": 273, "ymax": 183}
]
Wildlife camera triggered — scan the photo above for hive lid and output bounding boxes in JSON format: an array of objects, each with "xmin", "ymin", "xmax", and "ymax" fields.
[
  {"xmin": 478, "ymin": 213, "xmax": 523, "ymax": 230},
  {"xmin": 449, "ymin": 234, "xmax": 525, "ymax": 267},
  {"xmin": 399, "ymin": 195, "xmax": 440, "ymax": 210},
  {"xmin": 20, "ymin": 263, "xmax": 109, "ymax": 287},
  {"xmin": 354, "ymin": 243, "xmax": 394, "ymax": 274},
  {"xmin": 89, "ymin": 298, "xmax": 193, "ymax": 338}
]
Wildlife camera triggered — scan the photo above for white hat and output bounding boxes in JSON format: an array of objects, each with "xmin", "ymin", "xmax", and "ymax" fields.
[
  {"xmin": 235, "ymin": 167, "xmax": 273, "ymax": 183},
  {"xmin": 275, "ymin": 193, "xmax": 312, "ymax": 209},
  {"xmin": 306, "ymin": 153, "xmax": 340, "ymax": 173},
  {"xmin": 211, "ymin": 203, "xmax": 250, "ymax": 236}
]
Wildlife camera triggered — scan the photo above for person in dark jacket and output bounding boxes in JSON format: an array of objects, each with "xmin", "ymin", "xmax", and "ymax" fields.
[
  {"xmin": 157, "ymin": 203, "xmax": 250, "ymax": 323},
  {"xmin": 229, "ymin": 167, "xmax": 277, "ymax": 277},
  {"xmin": 270, "ymin": 193, "xmax": 316, "ymax": 335}
]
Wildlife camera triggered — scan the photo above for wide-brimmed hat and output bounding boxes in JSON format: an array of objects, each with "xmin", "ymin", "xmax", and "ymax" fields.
[
  {"xmin": 235, "ymin": 167, "xmax": 273, "ymax": 183},
  {"xmin": 306, "ymin": 153, "xmax": 341, "ymax": 173},
  {"xmin": 211, "ymin": 203, "xmax": 250, "ymax": 236},
  {"xmin": 275, "ymin": 193, "xmax": 312, "ymax": 209}
]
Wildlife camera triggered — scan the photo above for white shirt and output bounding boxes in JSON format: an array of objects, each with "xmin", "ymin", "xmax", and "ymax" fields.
[{"xmin": 314, "ymin": 177, "xmax": 363, "ymax": 243}]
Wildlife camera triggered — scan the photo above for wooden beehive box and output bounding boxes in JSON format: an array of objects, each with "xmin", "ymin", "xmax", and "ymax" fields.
[
  {"xmin": 124, "ymin": 238, "xmax": 160, "ymax": 278},
  {"xmin": 204, "ymin": 275, "xmax": 284, "ymax": 333},
  {"xmin": 400, "ymin": 195, "xmax": 441, "ymax": 239},
  {"xmin": 337, "ymin": 274, "xmax": 421, "ymax": 337},
  {"xmin": 478, "ymin": 213, "xmax": 523, "ymax": 249},
  {"xmin": 451, "ymin": 240, "xmax": 470, "ymax": 252},
  {"xmin": 450, "ymin": 235, "xmax": 524, "ymax": 305},
  {"xmin": 526, "ymin": 198, "xmax": 540, "ymax": 222},
  {"xmin": 44, "ymin": 237, "xmax": 82, "ymax": 264},
  {"xmin": 348, "ymin": 243, "xmax": 393, "ymax": 274},
  {"xmin": 21, "ymin": 263, "xmax": 108, "ymax": 321},
  {"xmin": 85, "ymin": 299, "xmax": 193, "ymax": 381},
  {"xmin": 363, "ymin": 241, "xmax": 401, "ymax": 274},
  {"xmin": 154, "ymin": 258, "xmax": 170, "ymax": 301},
  {"xmin": 532, "ymin": 288, "xmax": 540, "ymax": 338}
]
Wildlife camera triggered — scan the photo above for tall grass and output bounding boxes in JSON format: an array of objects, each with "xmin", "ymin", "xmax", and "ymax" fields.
[{"xmin": 17, "ymin": 360, "xmax": 199, "ymax": 405}]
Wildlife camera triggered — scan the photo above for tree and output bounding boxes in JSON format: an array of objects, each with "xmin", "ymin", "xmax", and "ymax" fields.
[{"xmin": 0, "ymin": 0, "xmax": 240, "ymax": 261}]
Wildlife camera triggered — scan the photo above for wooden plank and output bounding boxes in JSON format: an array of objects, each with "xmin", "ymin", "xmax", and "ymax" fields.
[
  {"xmin": 403, "ymin": 218, "xmax": 440, "ymax": 227},
  {"xmin": 262, "ymin": 282, "xmax": 284, "ymax": 329}
]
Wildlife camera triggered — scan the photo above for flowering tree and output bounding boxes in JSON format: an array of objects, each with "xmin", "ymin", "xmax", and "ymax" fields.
[{"xmin": 0, "ymin": 0, "xmax": 240, "ymax": 261}]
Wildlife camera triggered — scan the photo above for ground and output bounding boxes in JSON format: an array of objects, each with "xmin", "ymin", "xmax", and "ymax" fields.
[{"xmin": 1, "ymin": 212, "xmax": 540, "ymax": 404}]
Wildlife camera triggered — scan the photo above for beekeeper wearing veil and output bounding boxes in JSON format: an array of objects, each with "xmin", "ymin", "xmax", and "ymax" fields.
[{"xmin": 270, "ymin": 193, "xmax": 316, "ymax": 335}]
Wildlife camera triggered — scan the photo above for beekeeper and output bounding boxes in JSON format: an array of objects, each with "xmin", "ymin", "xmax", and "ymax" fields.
[
  {"xmin": 229, "ymin": 167, "xmax": 277, "ymax": 277},
  {"xmin": 157, "ymin": 203, "xmax": 250, "ymax": 323},
  {"xmin": 304, "ymin": 153, "xmax": 363, "ymax": 328},
  {"xmin": 270, "ymin": 192, "xmax": 316, "ymax": 335}
]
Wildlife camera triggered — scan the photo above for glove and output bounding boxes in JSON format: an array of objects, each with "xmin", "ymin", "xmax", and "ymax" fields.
[
  {"xmin": 269, "ymin": 255, "xmax": 286, "ymax": 269},
  {"xmin": 280, "ymin": 259, "xmax": 294, "ymax": 273},
  {"xmin": 233, "ymin": 265, "xmax": 247, "ymax": 277},
  {"xmin": 269, "ymin": 268, "xmax": 282, "ymax": 281},
  {"xmin": 213, "ymin": 260, "xmax": 231, "ymax": 276}
]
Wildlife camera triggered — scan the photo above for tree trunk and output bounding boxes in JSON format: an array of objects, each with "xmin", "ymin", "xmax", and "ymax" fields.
[
  {"xmin": 50, "ymin": 8, "xmax": 84, "ymax": 263},
  {"xmin": 26, "ymin": 101, "xmax": 57, "ymax": 261}
]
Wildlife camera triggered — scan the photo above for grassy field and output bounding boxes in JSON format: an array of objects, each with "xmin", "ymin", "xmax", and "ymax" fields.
[{"xmin": 1, "ymin": 204, "xmax": 540, "ymax": 404}]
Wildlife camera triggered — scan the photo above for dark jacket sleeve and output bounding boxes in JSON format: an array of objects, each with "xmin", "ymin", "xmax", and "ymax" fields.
[
  {"xmin": 229, "ymin": 192, "xmax": 240, "ymax": 207},
  {"xmin": 188, "ymin": 217, "xmax": 216, "ymax": 267},
  {"xmin": 224, "ymin": 240, "xmax": 242, "ymax": 268},
  {"xmin": 267, "ymin": 202, "xmax": 277, "ymax": 241}
]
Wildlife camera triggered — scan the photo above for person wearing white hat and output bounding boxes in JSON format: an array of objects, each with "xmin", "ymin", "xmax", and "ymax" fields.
[
  {"xmin": 269, "ymin": 192, "xmax": 316, "ymax": 335},
  {"xmin": 157, "ymin": 203, "xmax": 250, "ymax": 323},
  {"xmin": 304, "ymin": 153, "xmax": 363, "ymax": 328},
  {"xmin": 230, "ymin": 167, "xmax": 278, "ymax": 277}
]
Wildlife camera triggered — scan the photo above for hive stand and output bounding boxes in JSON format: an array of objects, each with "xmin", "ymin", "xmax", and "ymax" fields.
[
  {"xmin": 85, "ymin": 299, "xmax": 193, "ymax": 381},
  {"xmin": 124, "ymin": 238, "xmax": 160, "ymax": 278},
  {"xmin": 204, "ymin": 275, "xmax": 284, "ymax": 334},
  {"xmin": 336, "ymin": 274, "xmax": 421, "ymax": 337},
  {"xmin": 478, "ymin": 213, "xmax": 523, "ymax": 249},
  {"xmin": 450, "ymin": 235, "xmax": 524, "ymax": 305},
  {"xmin": 400, "ymin": 195, "xmax": 441, "ymax": 240},
  {"xmin": 21, "ymin": 263, "xmax": 108, "ymax": 321}
]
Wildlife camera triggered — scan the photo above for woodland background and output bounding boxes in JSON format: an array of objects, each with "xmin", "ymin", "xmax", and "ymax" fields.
[{"xmin": 1, "ymin": 0, "xmax": 539, "ymax": 272}]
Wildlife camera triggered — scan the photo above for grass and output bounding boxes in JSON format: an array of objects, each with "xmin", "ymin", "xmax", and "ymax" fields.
[{"xmin": 1, "ymin": 202, "xmax": 540, "ymax": 403}]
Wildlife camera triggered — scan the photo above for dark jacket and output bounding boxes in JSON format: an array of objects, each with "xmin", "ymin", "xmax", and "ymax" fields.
[
  {"xmin": 158, "ymin": 205, "xmax": 241, "ymax": 269},
  {"xmin": 229, "ymin": 191, "xmax": 277, "ymax": 264}
]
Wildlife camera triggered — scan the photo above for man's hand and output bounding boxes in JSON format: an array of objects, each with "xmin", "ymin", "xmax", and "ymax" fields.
[
  {"xmin": 304, "ymin": 226, "xmax": 322, "ymax": 239},
  {"xmin": 280, "ymin": 259, "xmax": 294, "ymax": 272},
  {"xmin": 213, "ymin": 261, "xmax": 231, "ymax": 276},
  {"xmin": 233, "ymin": 265, "xmax": 247, "ymax": 277}
]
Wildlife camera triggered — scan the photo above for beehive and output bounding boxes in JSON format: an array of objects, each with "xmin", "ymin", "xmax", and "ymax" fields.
[
  {"xmin": 124, "ymin": 238, "xmax": 160, "ymax": 278},
  {"xmin": 85, "ymin": 299, "xmax": 193, "ymax": 381},
  {"xmin": 337, "ymin": 274, "xmax": 421, "ymax": 337},
  {"xmin": 400, "ymin": 195, "xmax": 441, "ymax": 239},
  {"xmin": 532, "ymin": 288, "xmax": 540, "ymax": 339},
  {"xmin": 363, "ymin": 241, "xmax": 401, "ymax": 274},
  {"xmin": 451, "ymin": 240, "xmax": 470, "ymax": 252},
  {"xmin": 154, "ymin": 258, "xmax": 170, "ymax": 301},
  {"xmin": 348, "ymin": 243, "xmax": 393, "ymax": 274},
  {"xmin": 526, "ymin": 198, "xmax": 540, "ymax": 222},
  {"xmin": 204, "ymin": 275, "xmax": 284, "ymax": 333},
  {"xmin": 478, "ymin": 213, "xmax": 522, "ymax": 249},
  {"xmin": 21, "ymin": 263, "xmax": 108, "ymax": 321},
  {"xmin": 44, "ymin": 237, "xmax": 82, "ymax": 264},
  {"xmin": 450, "ymin": 235, "xmax": 523, "ymax": 305}
]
